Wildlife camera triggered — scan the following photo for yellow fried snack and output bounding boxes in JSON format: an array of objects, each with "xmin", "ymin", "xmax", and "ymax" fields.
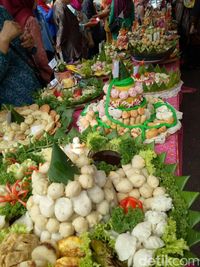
[
  {"xmin": 57, "ymin": 236, "xmax": 84, "ymax": 257},
  {"xmin": 55, "ymin": 256, "xmax": 80, "ymax": 267}
]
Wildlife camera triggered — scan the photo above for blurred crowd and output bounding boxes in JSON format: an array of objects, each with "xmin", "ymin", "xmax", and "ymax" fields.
[{"xmin": 0, "ymin": 0, "xmax": 200, "ymax": 105}]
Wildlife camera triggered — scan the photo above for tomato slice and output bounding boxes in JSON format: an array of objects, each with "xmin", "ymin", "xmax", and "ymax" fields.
[{"xmin": 120, "ymin": 197, "xmax": 143, "ymax": 213}]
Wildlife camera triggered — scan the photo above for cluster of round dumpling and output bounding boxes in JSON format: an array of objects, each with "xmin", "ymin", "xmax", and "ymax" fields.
[
  {"xmin": 109, "ymin": 154, "xmax": 172, "ymax": 213},
  {"xmin": 115, "ymin": 210, "xmax": 169, "ymax": 267},
  {"xmin": 26, "ymin": 146, "xmax": 118, "ymax": 243}
]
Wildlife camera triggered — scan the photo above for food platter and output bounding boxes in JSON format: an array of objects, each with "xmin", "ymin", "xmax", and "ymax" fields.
[
  {"xmin": 0, "ymin": 134, "xmax": 199, "ymax": 266},
  {"xmin": 131, "ymin": 46, "xmax": 176, "ymax": 62},
  {"xmin": 35, "ymin": 77, "xmax": 104, "ymax": 110}
]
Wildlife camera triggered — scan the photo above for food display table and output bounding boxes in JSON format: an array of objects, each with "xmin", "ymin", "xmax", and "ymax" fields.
[
  {"xmin": 131, "ymin": 58, "xmax": 183, "ymax": 175},
  {"xmin": 155, "ymin": 93, "xmax": 183, "ymax": 175}
]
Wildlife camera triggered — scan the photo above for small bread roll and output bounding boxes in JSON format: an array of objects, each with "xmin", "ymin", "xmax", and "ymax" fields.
[{"xmin": 146, "ymin": 129, "xmax": 158, "ymax": 139}]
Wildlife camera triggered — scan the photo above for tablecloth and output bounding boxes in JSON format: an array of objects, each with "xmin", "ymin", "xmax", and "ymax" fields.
[{"xmin": 155, "ymin": 93, "xmax": 182, "ymax": 175}]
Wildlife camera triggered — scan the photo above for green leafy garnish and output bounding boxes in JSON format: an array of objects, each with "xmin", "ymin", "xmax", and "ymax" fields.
[
  {"xmin": 110, "ymin": 207, "xmax": 144, "ymax": 234},
  {"xmin": 48, "ymin": 143, "xmax": 79, "ymax": 184},
  {"xmin": 86, "ymin": 132, "xmax": 107, "ymax": 152},
  {"xmin": 96, "ymin": 161, "xmax": 118, "ymax": 175},
  {"xmin": 89, "ymin": 223, "xmax": 115, "ymax": 249},
  {"xmin": 139, "ymin": 149, "xmax": 157, "ymax": 175},
  {"xmin": 118, "ymin": 136, "xmax": 137, "ymax": 165},
  {"xmin": 0, "ymin": 200, "xmax": 27, "ymax": 222},
  {"xmin": 155, "ymin": 218, "xmax": 189, "ymax": 267},
  {"xmin": 0, "ymin": 224, "xmax": 27, "ymax": 243},
  {"xmin": 80, "ymin": 232, "xmax": 100, "ymax": 267}
]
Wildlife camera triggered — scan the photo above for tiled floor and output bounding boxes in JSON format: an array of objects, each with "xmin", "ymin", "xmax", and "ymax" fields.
[{"xmin": 181, "ymin": 69, "xmax": 200, "ymax": 256}]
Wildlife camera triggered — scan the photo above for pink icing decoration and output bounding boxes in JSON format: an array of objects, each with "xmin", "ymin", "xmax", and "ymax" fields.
[
  {"xmin": 103, "ymin": 83, "xmax": 109, "ymax": 94},
  {"xmin": 119, "ymin": 91, "xmax": 128, "ymax": 100},
  {"xmin": 135, "ymin": 85, "xmax": 143, "ymax": 94},
  {"xmin": 111, "ymin": 89, "xmax": 119, "ymax": 98},
  {"xmin": 129, "ymin": 87, "xmax": 137, "ymax": 97},
  {"xmin": 135, "ymin": 81, "xmax": 142, "ymax": 86}
]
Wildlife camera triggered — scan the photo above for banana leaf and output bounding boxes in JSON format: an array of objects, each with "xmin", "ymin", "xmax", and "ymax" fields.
[
  {"xmin": 175, "ymin": 176, "xmax": 190, "ymax": 191},
  {"xmin": 147, "ymin": 64, "xmax": 154, "ymax": 72},
  {"xmin": 159, "ymin": 82, "xmax": 167, "ymax": 90},
  {"xmin": 187, "ymin": 228, "xmax": 200, "ymax": 247},
  {"xmin": 99, "ymin": 47, "xmax": 107, "ymax": 62},
  {"xmin": 188, "ymin": 210, "xmax": 200, "ymax": 228},
  {"xmin": 48, "ymin": 143, "xmax": 79, "ymax": 184},
  {"xmin": 180, "ymin": 191, "xmax": 200, "ymax": 209},
  {"xmin": 134, "ymin": 135, "xmax": 143, "ymax": 146},
  {"xmin": 8, "ymin": 108, "xmax": 25, "ymax": 124},
  {"xmin": 157, "ymin": 152, "xmax": 166, "ymax": 163},
  {"xmin": 164, "ymin": 163, "xmax": 177, "ymax": 174},
  {"xmin": 161, "ymin": 66, "xmax": 168, "ymax": 74},
  {"xmin": 155, "ymin": 65, "xmax": 162, "ymax": 73},
  {"xmin": 138, "ymin": 65, "xmax": 147, "ymax": 75},
  {"xmin": 184, "ymin": 250, "xmax": 199, "ymax": 260},
  {"xmin": 149, "ymin": 83, "xmax": 160, "ymax": 92},
  {"xmin": 66, "ymin": 127, "xmax": 81, "ymax": 142},
  {"xmin": 118, "ymin": 61, "xmax": 130, "ymax": 80},
  {"xmin": 107, "ymin": 130, "xmax": 118, "ymax": 140},
  {"xmin": 145, "ymin": 142, "xmax": 155, "ymax": 150}
]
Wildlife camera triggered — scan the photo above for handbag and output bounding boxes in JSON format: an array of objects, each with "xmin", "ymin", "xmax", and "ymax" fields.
[{"xmin": 10, "ymin": 44, "xmax": 47, "ymax": 88}]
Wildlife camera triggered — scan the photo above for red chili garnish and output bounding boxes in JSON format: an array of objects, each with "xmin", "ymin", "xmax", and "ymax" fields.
[
  {"xmin": 24, "ymin": 166, "xmax": 38, "ymax": 176},
  {"xmin": 28, "ymin": 166, "xmax": 38, "ymax": 171},
  {"xmin": 54, "ymin": 89, "xmax": 63, "ymax": 98},
  {"xmin": 120, "ymin": 197, "xmax": 143, "ymax": 213},
  {"xmin": 73, "ymin": 88, "xmax": 82, "ymax": 98},
  {"xmin": 0, "ymin": 180, "xmax": 29, "ymax": 207},
  {"xmin": 135, "ymin": 73, "xmax": 141, "ymax": 79}
]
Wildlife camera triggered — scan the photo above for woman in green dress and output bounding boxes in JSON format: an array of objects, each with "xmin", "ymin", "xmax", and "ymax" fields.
[{"xmin": 109, "ymin": 0, "xmax": 134, "ymax": 40}]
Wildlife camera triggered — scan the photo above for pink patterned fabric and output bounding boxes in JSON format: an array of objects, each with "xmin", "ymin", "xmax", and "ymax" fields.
[
  {"xmin": 155, "ymin": 94, "xmax": 182, "ymax": 175},
  {"xmin": 25, "ymin": 16, "xmax": 52, "ymax": 83}
]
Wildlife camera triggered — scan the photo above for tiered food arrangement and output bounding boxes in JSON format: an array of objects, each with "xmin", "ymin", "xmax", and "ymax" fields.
[
  {"xmin": 78, "ymin": 62, "xmax": 182, "ymax": 143},
  {"xmin": 115, "ymin": 7, "xmax": 179, "ymax": 61}
]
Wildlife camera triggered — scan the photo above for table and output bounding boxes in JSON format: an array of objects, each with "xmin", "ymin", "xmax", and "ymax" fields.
[
  {"xmin": 155, "ymin": 93, "xmax": 183, "ymax": 176},
  {"xmin": 146, "ymin": 59, "xmax": 183, "ymax": 175}
]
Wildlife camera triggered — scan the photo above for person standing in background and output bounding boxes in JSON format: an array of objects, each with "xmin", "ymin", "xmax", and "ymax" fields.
[
  {"xmin": 82, "ymin": 0, "xmax": 105, "ymax": 57},
  {"xmin": 135, "ymin": 0, "xmax": 145, "ymax": 24},
  {"xmin": 99, "ymin": 0, "xmax": 112, "ymax": 43},
  {"xmin": 37, "ymin": 0, "xmax": 57, "ymax": 41},
  {"xmin": 109, "ymin": 0, "xmax": 135, "ymax": 40},
  {"xmin": 0, "ymin": 6, "xmax": 42, "ymax": 105},
  {"xmin": 54, "ymin": 0, "xmax": 88, "ymax": 62},
  {"xmin": 36, "ymin": 0, "xmax": 57, "ymax": 60},
  {"xmin": 0, "ymin": 0, "xmax": 52, "ymax": 83}
]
